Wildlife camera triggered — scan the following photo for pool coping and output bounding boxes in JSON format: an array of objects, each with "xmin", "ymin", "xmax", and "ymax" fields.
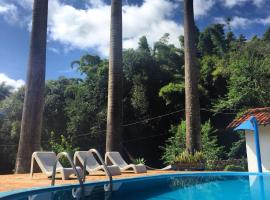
[{"xmin": 1, "ymin": 171, "xmax": 270, "ymax": 199}]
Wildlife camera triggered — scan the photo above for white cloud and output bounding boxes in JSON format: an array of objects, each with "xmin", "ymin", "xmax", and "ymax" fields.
[
  {"xmin": 47, "ymin": 0, "xmax": 183, "ymax": 56},
  {"xmin": 221, "ymin": 0, "xmax": 266, "ymax": 7},
  {"xmin": 0, "ymin": 2, "xmax": 19, "ymax": 24},
  {"xmin": 215, "ymin": 15, "xmax": 270, "ymax": 29},
  {"xmin": 14, "ymin": 0, "xmax": 33, "ymax": 9},
  {"xmin": 229, "ymin": 17, "xmax": 253, "ymax": 28},
  {"xmin": 222, "ymin": 0, "xmax": 249, "ymax": 8},
  {"xmin": 4, "ymin": 0, "xmax": 269, "ymax": 58},
  {"xmin": 88, "ymin": 0, "xmax": 105, "ymax": 8},
  {"xmin": 252, "ymin": 0, "xmax": 265, "ymax": 6},
  {"xmin": 194, "ymin": 0, "xmax": 215, "ymax": 17},
  {"xmin": 257, "ymin": 16, "xmax": 270, "ymax": 25},
  {"xmin": 48, "ymin": 47, "xmax": 60, "ymax": 54},
  {"xmin": 215, "ymin": 16, "xmax": 253, "ymax": 29},
  {"xmin": 0, "ymin": 3, "xmax": 15, "ymax": 13},
  {"xmin": 0, "ymin": 73, "xmax": 25, "ymax": 91},
  {"xmin": 175, "ymin": 0, "xmax": 215, "ymax": 17}
]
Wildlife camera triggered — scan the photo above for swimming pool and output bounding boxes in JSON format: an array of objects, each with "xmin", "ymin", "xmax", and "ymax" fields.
[{"xmin": 1, "ymin": 172, "xmax": 270, "ymax": 200}]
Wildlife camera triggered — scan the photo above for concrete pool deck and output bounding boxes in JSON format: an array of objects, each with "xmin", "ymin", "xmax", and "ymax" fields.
[{"xmin": 0, "ymin": 170, "xmax": 176, "ymax": 193}]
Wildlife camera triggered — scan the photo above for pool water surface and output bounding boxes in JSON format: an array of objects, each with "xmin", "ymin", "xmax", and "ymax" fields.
[{"xmin": 2, "ymin": 173, "xmax": 270, "ymax": 200}]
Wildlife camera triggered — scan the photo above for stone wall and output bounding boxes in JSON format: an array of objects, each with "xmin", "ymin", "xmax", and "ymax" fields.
[{"xmin": 207, "ymin": 159, "xmax": 247, "ymax": 171}]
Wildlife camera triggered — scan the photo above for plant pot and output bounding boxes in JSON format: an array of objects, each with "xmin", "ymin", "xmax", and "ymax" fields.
[{"xmin": 172, "ymin": 162, "xmax": 205, "ymax": 171}]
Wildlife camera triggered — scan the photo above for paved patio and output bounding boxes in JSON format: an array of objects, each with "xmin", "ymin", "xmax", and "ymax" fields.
[{"xmin": 0, "ymin": 170, "xmax": 176, "ymax": 193}]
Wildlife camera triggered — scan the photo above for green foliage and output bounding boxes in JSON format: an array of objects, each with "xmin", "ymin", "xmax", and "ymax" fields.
[
  {"xmin": 0, "ymin": 88, "xmax": 24, "ymax": 172},
  {"xmin": 202, "ymin": 120, "xmax": 224, "ymax": 169},
  {"xmin": 198, "ymin": 24, "xmax": 226, "ymax": 56},
  {"xmin": 224, "ymin": 164, "xmax": 245, "ymax": 172},
  {"xmin": 174, "ymin": 151, "xmax": 205, "ymax": 164},
  {"xmin": 49, "ymin": 132, "xmax": 78, "ymax": 154},
  {"xmin": 131, "ymin": 78, "xmax": 149, "ymax": 115},
  {"xmin": 49, "ymin": 132, "xmax": 79, "ymax": 167},
  {"xmin": 0, "ymin": 82, "xmax": 12, "ymax": 101},
  {"xmin": 132, "ymin": 158, "xmax": 146, "ymax": 165},
  {"xmin": 162, "ymin": 120, "xmax": 223, "ymax": 168},
  {"xmin": 161, "ymin": 121, "xmax": 186, "ymax": 165},
  {"xmin": 138, "ymin": 36, "xmax": 151, "ymax": 54},
  {"xmin": 262, "ymin": 27, "xmax": 270, "ymax": 42},
  {"xmin": 159, "ymin": 83, "xmax": 185, "ymax": 105},
  {"xmin": 227, "ymin": 132, "xmax": 246, "ymax": 159},
  {"xmin": 3, "ymin": 25, "xmax": 270, "ymax": 172},
  {"xmin": 215, "ymin": 40, "xmax": 270, "ymax": 111}
]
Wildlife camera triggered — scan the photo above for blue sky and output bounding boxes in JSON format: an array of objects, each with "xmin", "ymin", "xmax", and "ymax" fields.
[{"xmin": 0, "ymin": 0, "xmax": 269, "ymax": 90}]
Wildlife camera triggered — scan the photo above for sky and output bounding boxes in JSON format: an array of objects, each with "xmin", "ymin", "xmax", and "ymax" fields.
[{"xmin": 0, "ymin": 0, "xmax": 270, "ymax": 90}]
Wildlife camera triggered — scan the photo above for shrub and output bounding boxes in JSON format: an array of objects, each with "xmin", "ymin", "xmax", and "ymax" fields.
[
  {"xmin": 224, "ymin": 164, "xmax": 245, "ymax": 172},
  {"xmin": 49, "ymin": 132, "xmax": 79, "ymax": 167},
  {"xmin": 202, "ymin": 120, "xmax": 224, "ymax": 170},
  {"xmin": 161, "ymin": 120, "xmax": 224, "ymax": 167},
  {"xmin": 161, "ymin": 121, "xmax": 186, "ymax": 165},
  {"xmin": 132, "ymin": 158, "xmax": 146, "ymax": 165},
  {"xmin": 174, "ymin": 151, "xmax": 205, "ymax": 164}
]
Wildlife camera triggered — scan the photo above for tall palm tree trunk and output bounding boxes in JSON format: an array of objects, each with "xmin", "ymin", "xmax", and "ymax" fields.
[
  {"xmin": 106, "ymin": 0, "xmax": 123, "ymax": 152},
  {"xmin": 184, "ymin": 0, "xmax": 201, "ymax": 154},
  {"xmin": 15, "ymin": 0, "xmax": 48, "ymax": 173}
]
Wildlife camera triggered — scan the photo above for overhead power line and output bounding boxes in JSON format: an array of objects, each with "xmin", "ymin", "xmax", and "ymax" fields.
[{"xmin": 0, "ymin": 108, "xmax": 238, "ymax": 147}]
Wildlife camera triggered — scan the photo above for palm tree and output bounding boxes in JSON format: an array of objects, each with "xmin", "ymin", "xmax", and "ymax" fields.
[
  {"xmin": 183, "ymin": 0, "xmax": 201, "ymax": 154},
  {"xmin": 15, "ymin": 0, "xmax": 48, "ymax": 173},
  {"xmin": 106, "ymin": 0, "xmax": 123, "ymax": 152}
]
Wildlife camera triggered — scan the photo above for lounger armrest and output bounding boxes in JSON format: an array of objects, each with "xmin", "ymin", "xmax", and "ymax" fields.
[
  {"xmin": 134, "ymin": 164, "xmax": 147, "ymax": 173},
  {"xmin": 107, "ymin": 165, "xmax": 121, "ymax": 176},
  {"xmin": 60, "ymin": 166, "xmax": 83, "ymax": 180}
]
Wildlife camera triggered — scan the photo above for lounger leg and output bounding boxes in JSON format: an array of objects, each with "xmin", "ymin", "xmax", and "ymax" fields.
[{"xmin": 30, "ymin": 156, "xmax": 35, "ymax": 178}]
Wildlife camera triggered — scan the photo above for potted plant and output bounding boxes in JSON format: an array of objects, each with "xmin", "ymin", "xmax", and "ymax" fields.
[{"xmin": 172, "ymin": 151, "xmax": 205, "ymax": 171}]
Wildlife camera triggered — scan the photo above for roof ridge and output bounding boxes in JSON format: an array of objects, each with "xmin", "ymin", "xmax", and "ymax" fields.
[{"xmin": 227, "ymin": 107, "xmax": 270, "ymax": 128}]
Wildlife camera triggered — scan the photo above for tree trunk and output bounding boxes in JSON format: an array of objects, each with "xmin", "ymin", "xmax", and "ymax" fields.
[
  {"xmin": 184, "ymin": 0, "xmax": 201, "ymax": 154},
  {"xmin": 106, "ymin": 0, "xmax": 123, "ymax": 152},
  {"xmin": 15, "ymin": 0, "xmax": 48, "ymax": 173}
]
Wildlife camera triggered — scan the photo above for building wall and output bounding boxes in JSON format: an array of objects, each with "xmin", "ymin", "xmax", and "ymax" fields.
[{"xmin": 245, "ymin": 125, "xmax": 270, "ymax": 172}]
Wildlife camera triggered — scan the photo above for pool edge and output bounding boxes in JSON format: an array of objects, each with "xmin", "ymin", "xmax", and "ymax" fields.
[{"xmin": 0, "ymin": 171, "xmax": 269, "ymax": 198}]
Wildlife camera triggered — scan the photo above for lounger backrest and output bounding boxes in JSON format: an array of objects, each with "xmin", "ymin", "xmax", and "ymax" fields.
[
  {"xmin": 33, "ymin": 152, "xmax": 62, "ymax": 174},
  {"xmin": 106, "ymin": 152, "xmax": 128, "ymax": 168},
  {"xmin": 74, "ymin": 151, "xmax": 100, "ymax": 169}
]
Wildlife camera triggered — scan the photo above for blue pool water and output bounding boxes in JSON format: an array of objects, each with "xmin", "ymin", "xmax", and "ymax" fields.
[{"xmin": 2, "ymin": 173, "xmax": 270, "ymax": 200}]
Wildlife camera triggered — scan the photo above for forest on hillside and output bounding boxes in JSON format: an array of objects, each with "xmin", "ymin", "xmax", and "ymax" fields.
[{"xmin": 0, "ymin": 23, "xmax": 270, "ymax": 173}]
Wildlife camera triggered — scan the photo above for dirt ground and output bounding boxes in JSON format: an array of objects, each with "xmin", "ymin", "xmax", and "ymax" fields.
[{"xmin": 0, "ymin": 170, "xmax": 177, "ymax": 193}]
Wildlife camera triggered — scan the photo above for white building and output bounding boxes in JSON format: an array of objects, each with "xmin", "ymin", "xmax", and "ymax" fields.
[{"xmin": 228, "ymin": 107, "xmax": 270, "ymax": 172}]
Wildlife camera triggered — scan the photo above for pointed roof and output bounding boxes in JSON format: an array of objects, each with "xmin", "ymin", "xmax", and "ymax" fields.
[{"xmin": 227, "ymin": 107, "xmax": 270, "ymax": 128}]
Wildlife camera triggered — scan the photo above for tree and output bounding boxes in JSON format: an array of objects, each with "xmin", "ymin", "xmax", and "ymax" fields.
[
  {"xmin": 183, "ymin": 0, "xmax": 201, "ymax": 154},
  {"xmin": 237, "ymin": 34, "xmax": 246, "ymax": 43},
  {"xmin": 15, "ymin": 0, "xmax": 48, "ymax": 173},
  {"xmin": 198, "ymin": 24, "xmax": 226, "ymax": 56},
  {"xmin": 0, "ymin": 88, "xmax": 24, "ymax": 172},
  {"xmin": 215, "ymin": 40, "xmax": 270, "ymax": 111},
  {"xmin": 138, "ymin": 36, "xmax": 151, "ymax": 54},
  {"xmin": 262, "ymin": 27, "xmax": 270, "ymax": 42},
  {"xmin": 106, "ymin": 0, "xmax": 123, "ymax": 152},
  {"xmin": 0, "ymin": 83, "xmax": 12, "ymax": 101}
]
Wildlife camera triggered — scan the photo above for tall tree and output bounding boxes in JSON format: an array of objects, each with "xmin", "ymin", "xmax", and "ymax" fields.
[
  {"xmin": 106, "ymin": 0, "xmax": 123, "ymax": 152},
  {"xmin": 183, "ymin": 0, "xmax": 201, "ymax": 154},
  {"xmin": 15, "ymin": 0, "xmax": 48, "ymax": 173}
]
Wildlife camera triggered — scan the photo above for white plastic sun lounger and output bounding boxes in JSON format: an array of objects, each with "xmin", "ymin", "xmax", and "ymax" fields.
[
  {"xmin": 74, "ymin": 151, "xmax": 121, "ymax": 176},
  {"xmin": 30, "ymin": 152, "xmax": 82, "ymax": 180},
  {"xmin": 105, "ymin": 152, "xmax": 147, "ymax": 173}
]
